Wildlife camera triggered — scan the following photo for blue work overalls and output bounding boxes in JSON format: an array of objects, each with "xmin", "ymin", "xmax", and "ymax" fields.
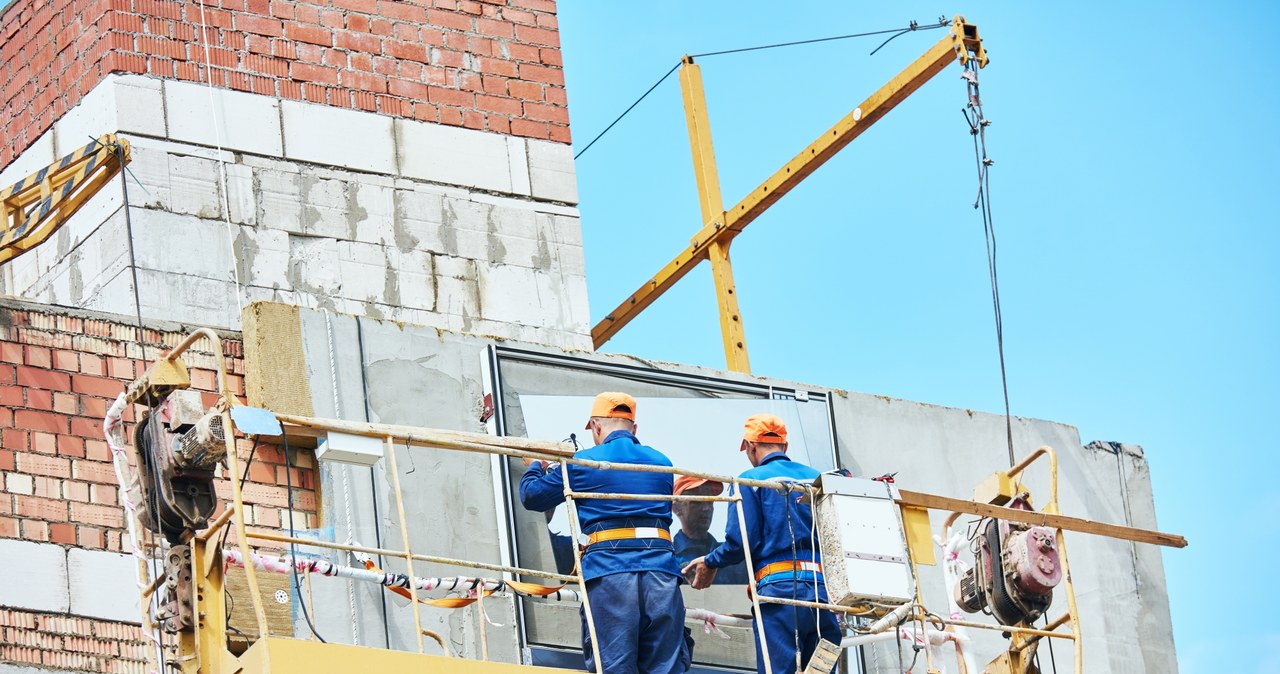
[
  {"xmin": 704, "ymin": 452, "xmax": 840, "ymax": 674},
  {"xmin": 520, "ymin": 430, "xmax": 690, "ymax": 673}
]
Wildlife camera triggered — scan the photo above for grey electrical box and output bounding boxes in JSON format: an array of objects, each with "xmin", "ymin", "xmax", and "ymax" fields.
[
  {"xmin": 315, "ymin": 432, "xmax": 384, "ymax": 467},
  {"xmin": 813, "ymin": 474, "xmax": 915, "ymax": 606}
]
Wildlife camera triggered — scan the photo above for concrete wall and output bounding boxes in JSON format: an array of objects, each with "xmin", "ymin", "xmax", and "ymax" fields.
[
  {"xmin": 0, "ymin": 74, "xmax": 589, "ymax": 349},
  {"xmin": 253, "ymin": 304, "xmax": 1177, "ymax": 673}
]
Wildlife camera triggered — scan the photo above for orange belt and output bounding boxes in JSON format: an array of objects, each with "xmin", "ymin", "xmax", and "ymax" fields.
[
  {"xmin": 583, "ymin": 527, "xmax": 672, "ymax": 546},
  {"xmin": 755, "ymin": 560, "xmax": 823, "ymax": 582}
]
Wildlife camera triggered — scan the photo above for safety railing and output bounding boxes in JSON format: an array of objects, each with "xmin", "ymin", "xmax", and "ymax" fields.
[{"xmin": 120, "ymin": 329, "xmax": 1086, "ymax": 674}]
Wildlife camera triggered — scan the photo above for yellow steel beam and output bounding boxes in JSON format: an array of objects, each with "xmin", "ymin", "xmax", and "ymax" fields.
[
  {"xmin": 591, "ymin": 17, "xmax": 987, "ymax": 352},
  {"xmin": 679, "ymin": 56, "xmax": 751, "ymax": 372},
  {"xmin": 0, "ymin": 134, "xmax": 131, "ymax": 265}
]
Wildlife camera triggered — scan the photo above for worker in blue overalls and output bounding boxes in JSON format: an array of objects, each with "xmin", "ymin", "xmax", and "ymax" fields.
[
  {"xmin": 682, "ymin": 413, "xmax": 840, "ymax": 674},
  {"xmin": 520, "ymin": 392, "xmax": 691, "ymax": 673}
]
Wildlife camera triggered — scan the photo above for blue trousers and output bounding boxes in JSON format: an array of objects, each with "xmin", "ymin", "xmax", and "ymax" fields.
[
  {"xmin": 580, "ymin": 571, "xmax": 691, "ymax": 673},
  {"xmin": 754, "ymin": 581, "xmax": 841, "ymax": 674}
]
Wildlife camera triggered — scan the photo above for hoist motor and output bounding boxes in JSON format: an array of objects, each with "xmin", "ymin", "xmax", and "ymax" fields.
[
  {"xmin": 953, "ymin": 495, "xmax": 1062, "ymax": 626},
  {"xmin": 134, "ymin": 389, "xmax": 225, "ymax": 544}
]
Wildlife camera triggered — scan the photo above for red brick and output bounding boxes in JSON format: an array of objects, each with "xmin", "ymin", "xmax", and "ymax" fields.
[
  {"xmin": 388, "ymin": 76, "xmax": 430, "ymax": 100},
  {"xmin": 53, "ymin": 391, "xmax": 78, "ymax": 415},
  {"xmin": 425, "ymin": 8, "xmax": 470, "ymax": 31},
  {"xmin": 284, "ymin": 23, "xmax": 331, "ymax": 46},
  {"xmin": 79, "ymin": 526, "xmax": 104, "ymax": 549},
  {"xmin": 15, "ymin": 410, "xmax": 66, "ymax": 434},
  {"xmin": 0, "ymin": 449, "xmax": 13, "ymax": 471},
  {"xmin": 0, "ymin": 517, "xmax": 17, "ymax": 538},
  {"xmin": 518, "ymin": 62, "xmax": 562, "ymax": 86},
  {"xmin": 475, "ymin": 17, "xmax": 510, "ymax": 38},
  {"xmin": 70, "ymin": 374, "xmax": 124, "ymax": 398},
  {"xmin": 57, "ymin": 435, "xmax": 86, "ymax": 458},
  {"xmin": 31, "ymin": 432, "xmax": 57, "ymax": 454},
  {"xmin": 15, "ymin": 495, "xmax": 68, "ymax": 521},
  {"xmin": 510, "ymin": 117, "xmax": 548, "ymax": 139},
  {"xmin": 335, "ymin": 29, "xmax": 380, "ymax": 52},
  {"xmin": 25, "ymin": 388, "xmax": 52, "ymax": 410},
  {"xmin": 72, "ymin": 459, "xmax": 118, "ymax": 484},
  {"xmin": 523, "ymin": 100, "xmax": 567, "ymax": 124},
  {"xmin": 79, "ymin": 354, "xmax": 105, "ymax": 376},
  {"xmin": 332, "ymin": 0, "xmax": 375, "ymax": 12},
  {"xmin": 2, "ymin": 429, "xmax": 26, "ymax": 450},
  {"xmin": 538, "ymin": 47, "xmax": 561, "ymax": 66},
  {"xmin": 0, "ymin": 385, "xmax": 22, "ymax": 407},
  {"xmin": 476, "ymin": 94, "xmax": 520, "ymax": 116},
  {"xmin": 1, "ymin": 342, "xmax": 22, "ymax": 364},
  {"xmin": 70, "ymin": 501, "xmax": 123, "ymax": 527},
  {"xmin": 23, "ymin": 346, "xmax": 51, "ymax": 368},
  {"xmin": 428, "ymin": 85, "xmax": 472, "ymax": 107},
  {"xmin": 52, "ymin": 350, "xmax": 78, "ymax": 371},
  {"xmin": 514, "ymin": 23, "xmax": 557, "ymax": 47},
  {"xmin": 90, "ymin": 484, "xmax": 118, "ymax": 505},
  {"xmin": 64, "ymin": 480, "xmax": 90, "ymax": 502},
  {"xmin": 85, "ymin": 440, "xmax": 111, "ymax": 462},
  {"xmin": 50, "ymin": 522, "xmax": 76, "ymax": 544},
  {"xmin": 70, "ymin": 416, "xmax": 102, "ymax": 438},
  {"xmin": 236, "ymin": 13, "xmax": 282, "ymax": 37},
  {"xmin": 16, "ymin": 366, "xmax": 71, "ymax": 391},
  {"xmin": 23, "ymin": 519, "xmax": 49, "ymax": 541},
  {"xmin": 17, "ymin": 452, "xmax": 71, "ymax": 478}
]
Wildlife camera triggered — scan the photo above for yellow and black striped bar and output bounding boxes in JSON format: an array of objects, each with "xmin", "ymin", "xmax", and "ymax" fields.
[{"xmin": 1, "ymin": 134, "xmax": 131, "ymax": 264}]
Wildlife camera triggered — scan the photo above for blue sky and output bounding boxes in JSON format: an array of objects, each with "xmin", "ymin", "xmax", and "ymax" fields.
[{"xmin": 559, "ymin": 2, "xmax": 1278, "ymax": 672}]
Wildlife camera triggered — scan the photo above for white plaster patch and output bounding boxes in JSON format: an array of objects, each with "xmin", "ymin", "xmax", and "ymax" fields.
[{"xmin": 526, "ymin": 139, "xmax": 578, "ymax": 204}]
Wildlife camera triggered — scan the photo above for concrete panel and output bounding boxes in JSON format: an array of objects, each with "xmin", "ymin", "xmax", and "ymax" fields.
[
  {"xmin": 395, "ymin": 119, "xmax": 511, "ymax": 193},
  {"xmin": 282, "ymin": 100, "xmax": 395, "ymax": 175},
  {"xmin": 53, "ymin": 79, "xmax": 118, "ymax": 157},
  {"xmin": 131, "ymin": 208, "xmax": 234, "ymax": 281},
  {"xmin": 526, "ymin": 139, "xmax": 578, "ymax": 204},
  {"xmin": 164, "ymin": 80, "xmax": 283, "ymax": 157},
  {"xmin": 507, "ymin": 136, "xmax": 532, "ymax": 196},
  {"xmin": 67, "ymin": 548, "xmax": 142, "ymax": 622},
  {"xmin": 114, "ymin": 74, "xmax": 168, "ymax": 138},
  {"xmin": 0, "ymin": 539, "xmax": 69, "ymax": 613}
]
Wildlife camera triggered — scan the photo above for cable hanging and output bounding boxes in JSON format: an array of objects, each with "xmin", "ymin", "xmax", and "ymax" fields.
[
  {"xmin": 961, "ymin": 62, "xmax": 1016, "ymax": 467},
  {"xmin": 574, "ymin": 19, "xmax": 950, "ymax": 160}
]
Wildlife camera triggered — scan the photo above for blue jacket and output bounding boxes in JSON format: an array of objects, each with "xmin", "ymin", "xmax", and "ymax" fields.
[
  {"xmin": 704, "ymin": 452, "xmax": 824, "ymax": 590},
  {"xmin": 519, "ymin": 430, "xmax": 683, "ymax": 581}
]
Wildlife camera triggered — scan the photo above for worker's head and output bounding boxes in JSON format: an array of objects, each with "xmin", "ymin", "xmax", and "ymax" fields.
[
  {"xmin": 584, "ymin": 392, "xmax": 637, "ymax": 445},
  {"xmin": 740, "ymin": 413, "xmax": 788, "ymax": 467},
  {"xmin": 673, "ymin": 476, "xmax": 723, "ymax": 539}
]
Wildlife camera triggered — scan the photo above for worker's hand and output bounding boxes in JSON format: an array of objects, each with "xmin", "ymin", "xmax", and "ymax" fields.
[
  {"xmin": 681, "ymin": 557, "xmax": 718, "ymax": 590},
  {"xmin": 522, "ymin": 456, "xmax": 545, "ymax": 469}
]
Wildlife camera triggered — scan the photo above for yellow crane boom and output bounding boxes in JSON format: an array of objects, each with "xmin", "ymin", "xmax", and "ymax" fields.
[{"xmin": 0, "ymin": 134, "xmax": 131, "ymax": 264}]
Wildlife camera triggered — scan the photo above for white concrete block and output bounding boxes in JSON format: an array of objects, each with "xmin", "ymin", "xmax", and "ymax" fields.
[
  {"xmin": 395, "ymin": 118, "xmax": 511, "ymax": 193},
  {"xmin": 288, "ymin": 235, "xmax": 343, "ymax": 296},
  {"xmin": 507, "ymin": 136, "xmax": 532, "ymax": 196},
  {"xmin": 237, "ymin": 227, "xmax": 290, "ymax": 289},
  {"xmin": 0, "ymin": 539, "xmax": 69, "ymax": 613},
  {"xmin": 352, "ymin": 182, "xmax": 396, "ymax": 246},
  {"xmin": 132, "ymin": 209, "xmax": 234, "ymax": 281},
  {"xmin": 168, "ymin": 154, "xmax": 223, "ymax": 219},
  {"xmin": 527, "ymin": 140, "xmax": 578, "ymax": 204},
  {"xmin": 393, "ymin": 189, "xmax": 445, "ymax": 251},
  {"xmin": 282, "ymin": 100, "xmax": 395, "ymax": 175},
  {"xmin": 165, "ymin": 80, "xmax": 284, "ymax": 157},
  {"xmin": 127, "ymin": 134, "xmax": 235, "ymax": 163},
  {"xmin": 476, "ymin": 263, "xmax": 548, "ymax": 327},
  {"xmin": 114, "ymin": 74, "xmax": 167, "ymax": 138},
  {"xmin": 53, "ymin": 79, "xmax": 119, "ymax": 156},
  {"xmin": 124, "ymin": 145, "xmax": 172, "ymax": 209},
  {"xmin": 257, "ymin": 168, "xmax": 304, "ymax": 233},
  {"xmin": 489, "ymin": 203, "xmax": 538, "ymax": 240},
  {"xmin": 226, "ymin": 163, "xmax": 257, "ymax": 226},
  {"xmin": 68, "ymin": 548, "xmax": 141, "ymax": 622},
  {"xmin": 301, "ymin": 175, "xmax": 351, "ymax": 240},
  {"xmin": 338, "ymin": 257, "xmax": 387, "ymax": 304},
  {"xmin": 0, "ymin": 129, "xmax": 55, "ymax": 187},
  {"xmin": 138, "ymin": 268, "xmax": 237, "ymax": 328}
]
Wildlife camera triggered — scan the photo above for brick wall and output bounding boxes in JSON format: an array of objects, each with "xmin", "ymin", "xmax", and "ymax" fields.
[
  {"xmin": 0, "ymin": 0, "xmax": 568, "ymax": 171},
  {"xmin": 0, "ymin": 300, "xmax": 319, "ymax": 673}
]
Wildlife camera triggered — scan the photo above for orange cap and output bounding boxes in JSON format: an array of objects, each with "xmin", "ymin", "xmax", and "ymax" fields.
[
  {"xmin": 673, "ymin": 475, "xmax": 724, "ymax": 496},
  {"xmin": 584, "ymin": 392, "xmax": 637, "ymax": 428},
  {"xmin": 742, "ymin": 413, "xmax": 788, "ymax": 446}
]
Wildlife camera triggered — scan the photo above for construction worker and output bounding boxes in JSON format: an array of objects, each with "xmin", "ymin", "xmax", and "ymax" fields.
[
  {"xmin": 682, "ymin": 413, "xmax": 840, "ymax": 674},
  {"xmin": 671, "ymin": 476, "xmax": 748, "ymax": 585},
  {"xmin": 519, "ymin": 392, "xmax": 690, "ymax": 673}
]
